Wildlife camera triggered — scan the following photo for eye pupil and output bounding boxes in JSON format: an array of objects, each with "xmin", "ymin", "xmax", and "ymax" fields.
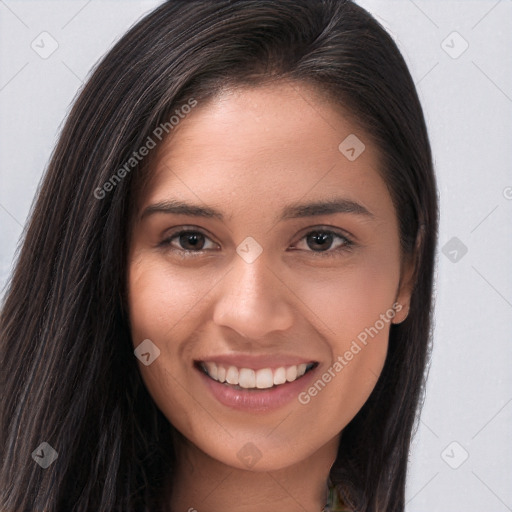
[
  {"xmin": 307, "ymin": 231, "xmax": 333, "ymax": 251},
  {"xmin": 179, "ymin": 232, "xmax": 205, "ymax": 250}
]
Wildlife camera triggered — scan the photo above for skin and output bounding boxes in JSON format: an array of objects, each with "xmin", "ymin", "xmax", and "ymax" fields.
[{"xmin": 127, "ymin": 81, "xmax": 413, "ymax": 512}]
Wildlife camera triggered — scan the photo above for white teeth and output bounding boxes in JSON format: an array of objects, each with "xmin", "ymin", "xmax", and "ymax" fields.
[
  {"xmin": 255, "ymin": 368, "xmax": 274, "ymax": 389},
  {"xmin": 217, "ymin": 365, "xmax": 226, "ymax": 383},
  {"xmin": 226, "ymin": 366, "xmax": 239, "ymax": 385},
  {"xmin": 273, "ymin": 367, "xmax": 287, "ymax": 385},
  {"xmin": 238, "ymin": 368, "xmax": 256, "ymax": 388},
  {"xmin": 205, "ymin": 362, "xmax": 218, "ymax": 380},
  {"xmin": 286, "ymin": 365, "xmax": 297, "ymax": 382},
  {"xmin": 201, "ymin": 361, "xmax": 314, "ymax": 389}
]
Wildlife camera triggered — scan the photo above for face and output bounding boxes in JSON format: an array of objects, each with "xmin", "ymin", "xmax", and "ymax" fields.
[{"xmin": 127, "ymin": 81, "xmax": 412, "ymax": 472}]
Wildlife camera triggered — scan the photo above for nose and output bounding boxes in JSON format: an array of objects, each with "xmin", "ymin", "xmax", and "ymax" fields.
[{"xmin": 212, "ymin": 253, "xmax": 294, "ymax": 340}]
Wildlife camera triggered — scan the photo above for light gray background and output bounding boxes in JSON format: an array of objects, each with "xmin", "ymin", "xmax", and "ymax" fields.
[{"xmin": 1, "ymin": 0, "xmax": 511, "ymax": 510}]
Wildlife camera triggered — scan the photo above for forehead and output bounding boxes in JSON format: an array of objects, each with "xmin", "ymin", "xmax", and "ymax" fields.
[{"xmin": 138, "ymin": 81, "xmax": 392, "ymax": 221}]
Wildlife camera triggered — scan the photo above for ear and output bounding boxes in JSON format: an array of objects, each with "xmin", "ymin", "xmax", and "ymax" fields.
[
  {"xmin": 391, "ymin": 258, "xmax": 415, "ymax": 324},
  {"xmin": 392, "ymin": 230, "xmax": 423, "ymax": 325}
]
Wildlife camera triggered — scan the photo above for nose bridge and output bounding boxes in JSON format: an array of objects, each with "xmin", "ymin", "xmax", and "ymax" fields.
[
  {"xmin": 234, "ymin": 250, "xmax": 271, "ymax": 295},
  {"xmin": 212, "ymin": 251, "xmax": 294, "ymax": 339}
]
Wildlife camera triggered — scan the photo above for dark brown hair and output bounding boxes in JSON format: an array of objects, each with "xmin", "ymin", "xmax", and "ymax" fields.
[{"xmin": 0, "ymin": 1, "xmax": 438, "ymax": 510}]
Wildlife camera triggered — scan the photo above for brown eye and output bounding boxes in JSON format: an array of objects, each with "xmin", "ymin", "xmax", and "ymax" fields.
[
  {"xmin": 160, "ymin": 229, "xmax": 219, "ymax": 253},
  {"xmin": 306, "ymin": 231, "xmax": 335, "ymax": 251},
  {"xmin": 293, "ymin": 229, "xmax": 353, "ymax": 255},
  {"xmin": 177, "ymin": 232, "xmax": 206, "ymax": 250}
]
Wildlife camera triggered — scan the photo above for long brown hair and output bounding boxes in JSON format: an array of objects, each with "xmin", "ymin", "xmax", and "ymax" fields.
[{"xmin": 0, "ymin": 1, "xmax": 438, "ymax": 510}]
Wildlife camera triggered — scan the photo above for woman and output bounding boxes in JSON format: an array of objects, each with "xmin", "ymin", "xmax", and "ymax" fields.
[{"xmin": 0, "ymin": 0, "xmax": 438, "ymax": 510}]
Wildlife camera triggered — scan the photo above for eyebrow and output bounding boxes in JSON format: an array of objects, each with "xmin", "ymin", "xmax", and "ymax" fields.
[
  {"xmin": 140, "ymin": 198, "xmax": 374, "ymax": 222},
  {"xmin": 141, "ymin": 200, "xmax": 224, "ymax": 221},
  {"xmin": 281, "ymin": 198, "xmax": 373, "ymax": 220}
]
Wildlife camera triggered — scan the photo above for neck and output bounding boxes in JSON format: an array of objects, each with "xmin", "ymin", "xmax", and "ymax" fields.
[{"xmin": 165, "ymin": 434, "xmax": 340, "ymax": 512}]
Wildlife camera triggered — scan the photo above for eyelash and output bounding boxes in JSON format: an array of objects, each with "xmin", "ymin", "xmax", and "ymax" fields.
[{"xmin": 158, "ymin": 226, "xmax": 355, "ymax": 258}]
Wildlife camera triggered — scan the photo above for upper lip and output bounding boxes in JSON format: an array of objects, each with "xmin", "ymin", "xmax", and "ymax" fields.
[{"xmin": 195, "ymin": 353, "xmax": 317, "ymax": 370}]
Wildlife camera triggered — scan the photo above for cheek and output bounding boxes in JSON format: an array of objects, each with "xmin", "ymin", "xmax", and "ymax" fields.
[
  {"xmin": 291, "ymin": 253, "xmax": 399, "ymax": 420},
  {"xmin": 127, "ymin": 256, "xmax": 212, "ymax": 344},
  {"xmin": 319, "ymin": 272, "xmax": 396, "ymax": 341},
  {"xmin": 127, "ymin": 257, "xmax": 212, "ymax": 438},
  {"xmin": 295, "ymin": 251, "xmax": 400, "ymax": 348}
]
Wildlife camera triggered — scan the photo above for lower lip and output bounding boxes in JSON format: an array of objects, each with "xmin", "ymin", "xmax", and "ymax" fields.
[{"xmin": 197, "ymin": 365, "xmax": 319, "ymax": 412}]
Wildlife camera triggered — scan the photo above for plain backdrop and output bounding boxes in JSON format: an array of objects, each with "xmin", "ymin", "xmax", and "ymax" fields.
[{"xmin": 1, "ymin": 1, "xmax": 511, "ymax": 510}]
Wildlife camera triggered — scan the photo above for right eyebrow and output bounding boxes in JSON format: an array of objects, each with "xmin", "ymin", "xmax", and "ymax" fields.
[{"xmin": 140, "ymin": 200, "xmax": 225, "ymax": 221}]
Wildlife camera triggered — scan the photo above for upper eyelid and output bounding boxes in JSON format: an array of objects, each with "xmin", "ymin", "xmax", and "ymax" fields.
[{"xmin": 162, "ymin": 226, "xmax": 218, "ymax": 241}]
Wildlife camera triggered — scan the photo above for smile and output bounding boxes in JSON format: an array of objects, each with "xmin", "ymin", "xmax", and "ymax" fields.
[{"xmin": 198, "ymin": 361, "xmax": 317, "ymax": 390}]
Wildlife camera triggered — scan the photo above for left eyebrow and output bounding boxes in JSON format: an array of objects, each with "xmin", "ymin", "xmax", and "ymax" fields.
[{"xmin": 279, "ymin": 198, "xmax": 374, "ymax": 221}]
